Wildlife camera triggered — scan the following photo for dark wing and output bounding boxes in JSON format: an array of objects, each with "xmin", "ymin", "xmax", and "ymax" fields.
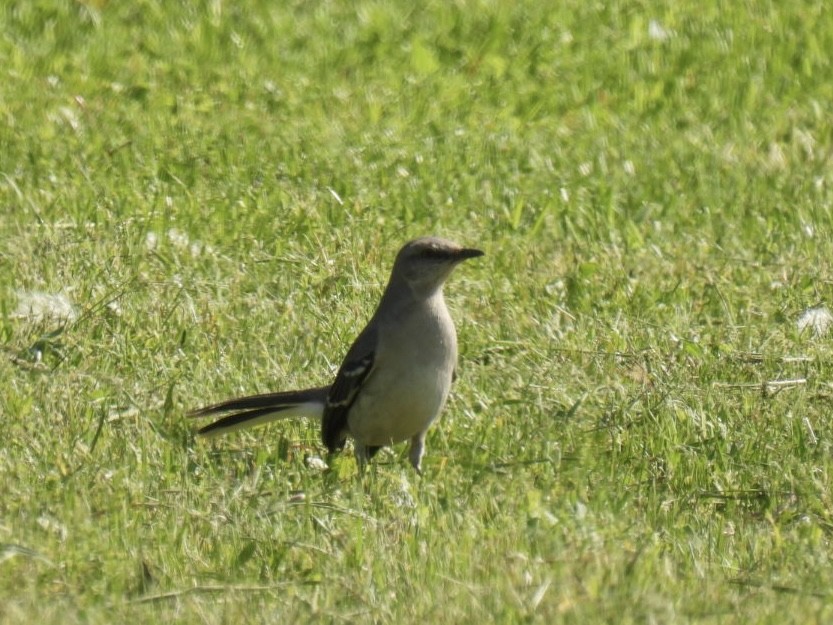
[{"xmin": 321, "ymin": 324, "xmax": 377, "ymax": 453}]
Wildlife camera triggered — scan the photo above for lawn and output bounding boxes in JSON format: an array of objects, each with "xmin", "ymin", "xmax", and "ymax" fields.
[{"xmin": 3, "ymin": 0, "xmax": 833, "ymax": 622}]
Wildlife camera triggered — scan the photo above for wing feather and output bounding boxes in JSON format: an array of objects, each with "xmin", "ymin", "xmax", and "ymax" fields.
[{"xmin": 321, "ymin": 324, "xmax": 377, "ymax": 452}]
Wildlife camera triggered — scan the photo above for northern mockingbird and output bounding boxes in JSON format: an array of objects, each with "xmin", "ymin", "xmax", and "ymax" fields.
[{"xmin": 190, "ymin": 236, "xmax": 483, "ymax": 472}]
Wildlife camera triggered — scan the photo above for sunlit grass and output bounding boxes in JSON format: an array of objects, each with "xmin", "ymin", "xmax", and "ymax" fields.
[{"xmin": 2, "ymin": 0, "xmax": 833, "ymax": 623}]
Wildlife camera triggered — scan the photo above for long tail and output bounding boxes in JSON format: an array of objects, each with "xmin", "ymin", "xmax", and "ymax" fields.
[{"xmin": 189, "ymin": 385, "xmax": 330, "ymax": 437}]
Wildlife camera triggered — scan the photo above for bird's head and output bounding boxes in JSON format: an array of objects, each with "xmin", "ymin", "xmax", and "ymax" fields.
[{"xmin": 389, "ymin": 236, "xmax": 484, "ymax": 299}]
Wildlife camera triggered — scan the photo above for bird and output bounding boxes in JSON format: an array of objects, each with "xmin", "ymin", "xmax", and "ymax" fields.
[{"xmin": 189, "ymin": 236, "xmax": 483, "ymax": 472}]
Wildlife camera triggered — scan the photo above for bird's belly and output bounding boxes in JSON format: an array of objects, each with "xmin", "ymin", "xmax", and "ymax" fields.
[{"xmin": 348, "ymin": 365, "xmax": 451, "ymax": 446}]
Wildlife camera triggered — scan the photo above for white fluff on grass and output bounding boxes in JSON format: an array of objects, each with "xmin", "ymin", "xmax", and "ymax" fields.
[
  {"xmin": 797, "ymin": 306, "xmax": 833, "ymax": 336},
  {"xmin": 13, "ymin": 291, "xmax": 78, "ymax": 322}
]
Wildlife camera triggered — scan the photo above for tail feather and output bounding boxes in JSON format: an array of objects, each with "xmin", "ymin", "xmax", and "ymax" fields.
[
  {"xmin": 188, "ymin": 386, "xmax": 330, "ymax": 417},
  {"xmin": 190, "ymin": 385, "xmax": 329, "ymax": 437}
]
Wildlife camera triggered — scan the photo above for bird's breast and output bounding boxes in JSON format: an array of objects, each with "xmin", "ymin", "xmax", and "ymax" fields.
[{"xmin": 348, "ymin": 299, "xmax": 458, "ymax": 446}]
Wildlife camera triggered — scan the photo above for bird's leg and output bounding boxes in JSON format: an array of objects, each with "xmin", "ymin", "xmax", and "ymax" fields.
[
  {"xmin": 408, "ymin": 431, "xmax": 427, "ymax": 474},
  {"xmin": 354, "ymin": 445, "xmax": 369, "ymax": 473},
  {"xmin": 355, "ymin": 445, "xmax": 384, "ymax": 474}
]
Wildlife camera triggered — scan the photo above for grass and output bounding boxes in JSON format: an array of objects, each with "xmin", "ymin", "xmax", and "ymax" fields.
[{"xmin": 2, "ymin": 0, "xmax": 833, "ymax": 622}]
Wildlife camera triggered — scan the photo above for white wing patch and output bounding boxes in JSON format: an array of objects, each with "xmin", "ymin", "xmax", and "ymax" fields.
[
  {"xmin": 325, "ymin": 354, "xmax": 374, "ymax": 408},
  {"xmin": 322, "ymin": 351, "xmax": 376, "ymax": 451},
  {"xmin": 342, "ymin": 358, "xmax": 371, "ymax": 378}
]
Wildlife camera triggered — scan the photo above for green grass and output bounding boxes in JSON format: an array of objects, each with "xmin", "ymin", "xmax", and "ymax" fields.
[{"xmin": 3, "ymin": 0, "xmax": 833, "ymax": 622}]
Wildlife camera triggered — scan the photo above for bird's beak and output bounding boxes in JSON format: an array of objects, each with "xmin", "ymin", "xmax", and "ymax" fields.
[{"xmin": 455, "ymin": 248, "xmax": 485, "ymax": 261}]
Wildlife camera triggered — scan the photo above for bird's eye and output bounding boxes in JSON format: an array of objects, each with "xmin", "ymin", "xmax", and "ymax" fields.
[{"xmin": 418, "ymin": 247, "xmax": 449, "ymax": 261}]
